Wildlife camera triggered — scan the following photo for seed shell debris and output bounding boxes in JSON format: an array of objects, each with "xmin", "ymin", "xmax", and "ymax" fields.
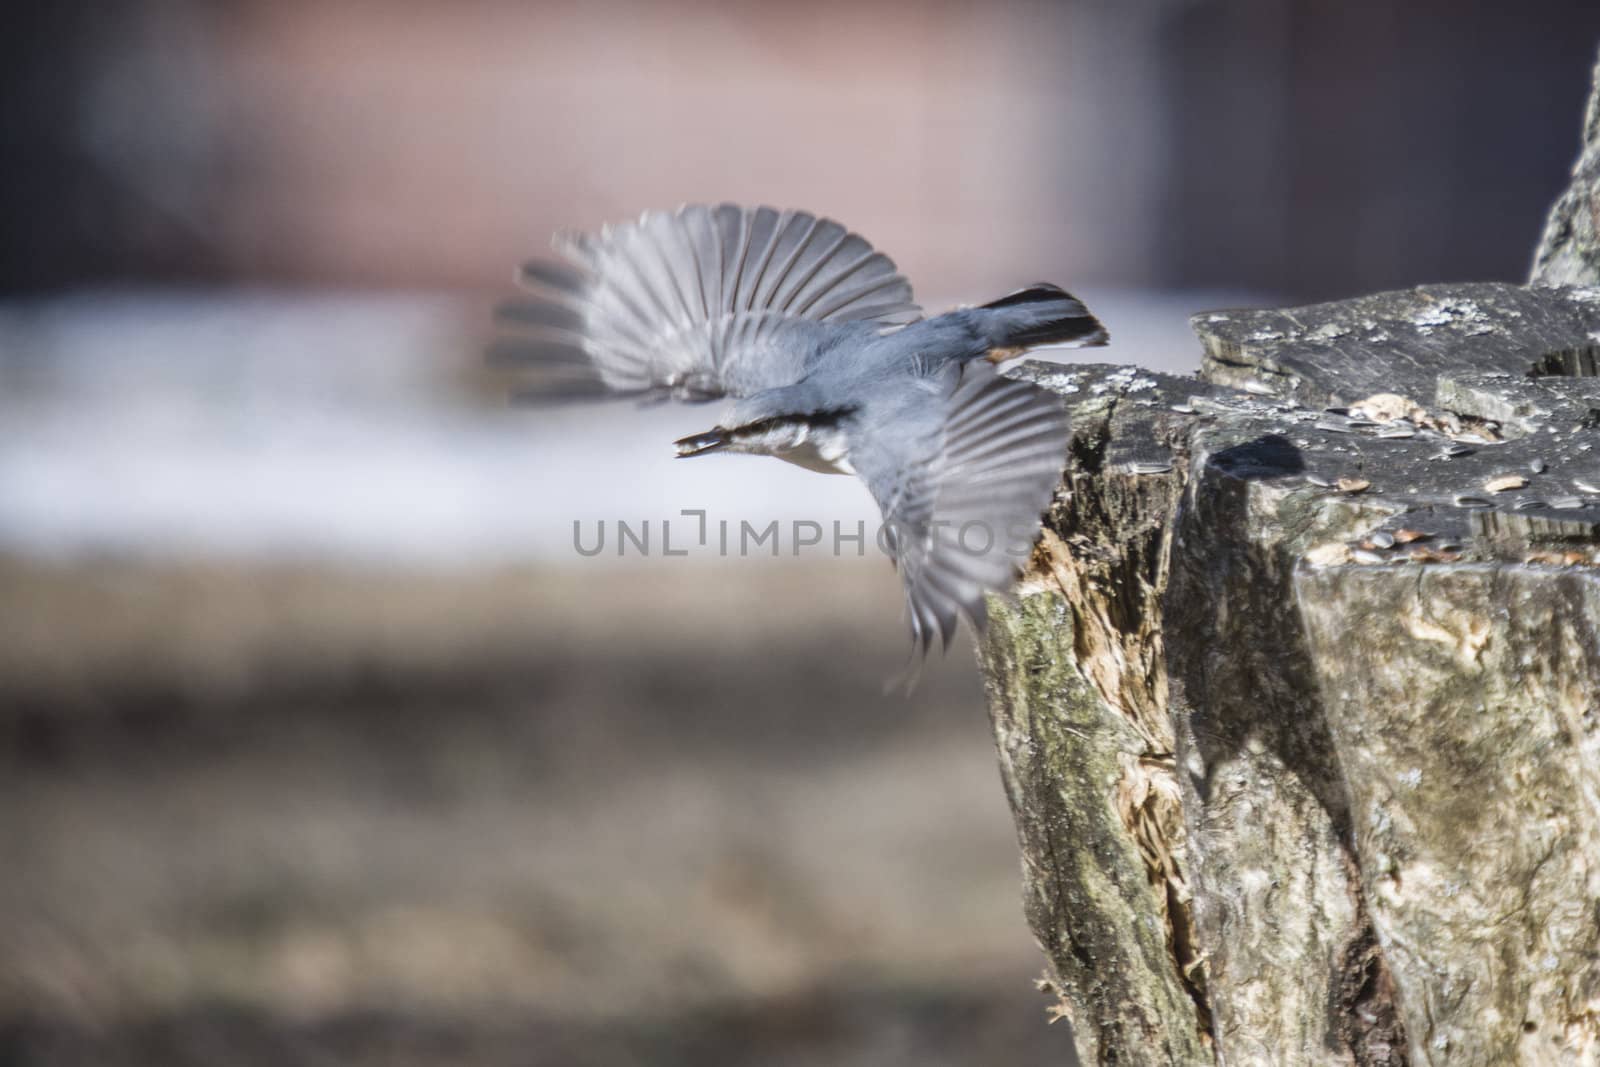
[
  {"xmin": 1526, "ymin": 550, "xmax": 1590, "ymax": 566},
  {"xmin": 1484, "ymin": 474, "xmax": 1528, "ymax": 493}
]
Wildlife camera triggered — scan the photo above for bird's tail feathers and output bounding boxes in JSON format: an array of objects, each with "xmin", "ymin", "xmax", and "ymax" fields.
[{"xmin": 978, "ymin": 284, "xmax": 1107, "ymax": 356}]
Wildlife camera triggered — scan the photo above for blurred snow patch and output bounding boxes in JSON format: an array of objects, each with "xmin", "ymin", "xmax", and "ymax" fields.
[{"xmin": 0, "ymin": 288, "xmax": 1264, "ymax": 566}]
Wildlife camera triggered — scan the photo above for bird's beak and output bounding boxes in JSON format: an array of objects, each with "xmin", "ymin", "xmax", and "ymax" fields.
[{"xmin": 673, "ymin": 428, "xmax": 729, "ymax": 458}]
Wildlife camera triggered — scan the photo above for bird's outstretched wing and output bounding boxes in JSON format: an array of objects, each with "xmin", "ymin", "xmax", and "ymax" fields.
[
  {"xmin": 492, "ymin": 204, "xmax": 921, "ymax": 402},
  {"xmin": 849, "ymin": 361, "xmax": 1069, "ymax": 654}
]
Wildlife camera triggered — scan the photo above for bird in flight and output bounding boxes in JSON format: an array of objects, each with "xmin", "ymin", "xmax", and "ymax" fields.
[{"xmin": 493, "ymin": 204, "xmax": 1106, "ymax": 655}]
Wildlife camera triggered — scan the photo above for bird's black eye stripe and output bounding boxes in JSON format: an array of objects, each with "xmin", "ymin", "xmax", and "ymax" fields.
[{"xmin": 736, "ymin": 407, "xmax": 854, "ymax": 436}]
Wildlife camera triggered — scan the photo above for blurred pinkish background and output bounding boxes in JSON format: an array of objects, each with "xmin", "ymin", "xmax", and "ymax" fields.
[{"xmin": 2, "ymin": 2, "xmax": 1597, "ymax": 1064}]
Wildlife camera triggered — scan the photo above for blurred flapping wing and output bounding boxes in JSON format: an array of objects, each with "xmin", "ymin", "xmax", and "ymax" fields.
[
  {"xmin": 492, "ymin": 204, "xmax": 921, "ymax": 402},
  {"xmin": 850, "ymin": 362, "xmax": 1069, "ymax": 654}
]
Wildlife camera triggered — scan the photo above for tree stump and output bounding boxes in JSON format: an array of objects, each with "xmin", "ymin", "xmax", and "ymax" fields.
[
  {"xmin": 981, "ymin": 281, "xmax": 1600, "ymax": 1065},
  {"xmin": 981, "ymin": 47, "xmax": 1600, "ymax": 1063}
]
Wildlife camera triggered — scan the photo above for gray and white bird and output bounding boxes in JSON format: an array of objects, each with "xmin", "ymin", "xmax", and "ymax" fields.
[{"xmin": 493, "ymin": 204, "xmax": 1106, "ymax": 654}]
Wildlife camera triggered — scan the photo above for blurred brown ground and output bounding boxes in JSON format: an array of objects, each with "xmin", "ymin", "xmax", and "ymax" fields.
[{"xmin": 0, "ymin": 558, "xmax": 1078, "ymax": 1066}]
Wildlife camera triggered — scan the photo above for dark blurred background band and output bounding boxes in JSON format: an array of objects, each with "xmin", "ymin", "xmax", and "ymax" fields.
[{"xmin": 5, "ymin": 1, "xmax": 1599, "ymax": 299}]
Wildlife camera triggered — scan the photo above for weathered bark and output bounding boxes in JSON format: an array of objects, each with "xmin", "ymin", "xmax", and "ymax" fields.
[
  {"xmin": 982, "ymin": 284, "xmax": 1600, "ymax": 1065},
  {"xmin": 1532, "ymin": 45, "xmax": 1600, "ymax": 286}
]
